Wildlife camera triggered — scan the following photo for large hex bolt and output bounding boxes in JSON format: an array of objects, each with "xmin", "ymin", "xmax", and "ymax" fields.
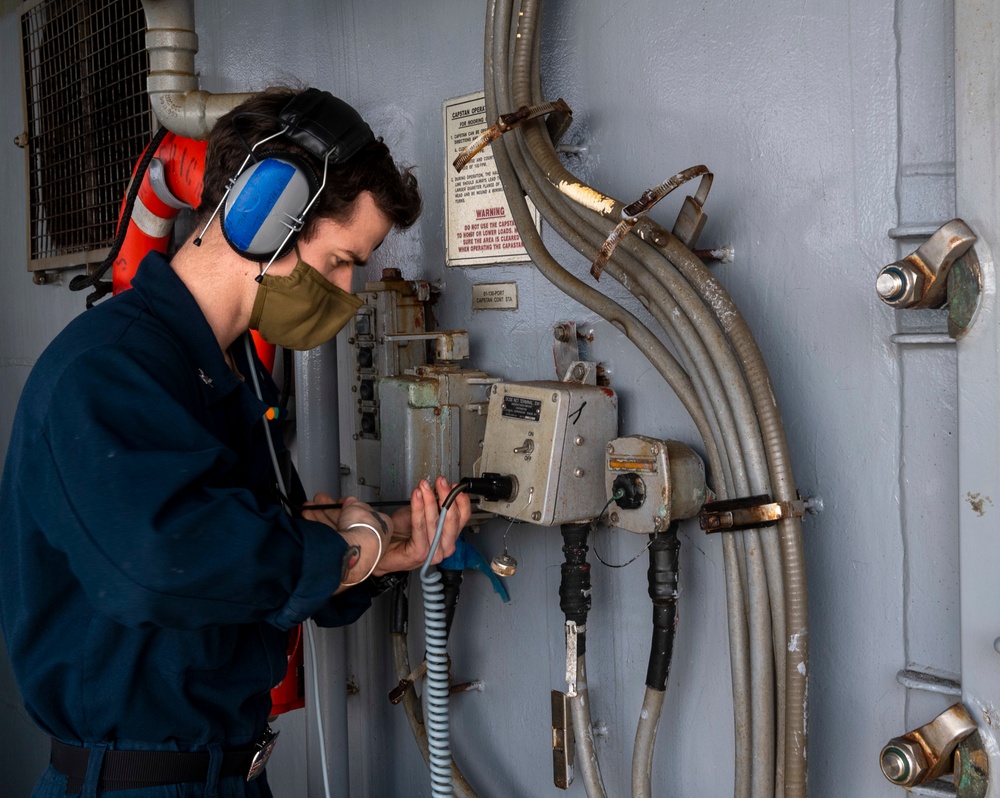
[
  {"xmin": 880, "ymin": 738, "xmax": 928, "ymax": 787},
  {"xmin": 876, "ymin": 219, "xmax": 977, "ymax": 309}
]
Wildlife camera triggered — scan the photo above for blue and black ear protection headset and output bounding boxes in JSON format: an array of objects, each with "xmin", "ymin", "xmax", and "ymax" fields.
[{"xmin": 195, "ymin": 88, "xmax": 375, "ymax": 280}]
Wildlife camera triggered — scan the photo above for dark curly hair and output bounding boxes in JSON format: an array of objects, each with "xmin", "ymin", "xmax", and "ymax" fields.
[{"xmin": 198, "ymin": 87, "xmax": 421, "ymax": 241}]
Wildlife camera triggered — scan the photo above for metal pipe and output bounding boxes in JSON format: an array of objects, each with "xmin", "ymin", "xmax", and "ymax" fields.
[
  {"xmin": 570, "ymin": 655, "xmax": 609, "ymax": 798},
  {"xmin": 295, "ymin": 344, "xmax": 350, "ymax": 798},
  {"xmin": 632, "ymin": 688, "xmax": 664, "ymax": 798},
  {"xmin": 140, "ymin": 0, "xmax": 253, "ymax": 138}
]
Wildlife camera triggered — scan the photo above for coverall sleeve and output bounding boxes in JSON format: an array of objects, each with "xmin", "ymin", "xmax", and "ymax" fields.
[{"xmin": 28, "ymin": 342, "xmax": 359, "ymax": 631}]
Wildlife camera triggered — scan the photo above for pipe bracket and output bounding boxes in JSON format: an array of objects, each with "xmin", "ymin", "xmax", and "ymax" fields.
[{"xmin": 699, "ymin": 494, "xmax": 806, "ymax": 533}]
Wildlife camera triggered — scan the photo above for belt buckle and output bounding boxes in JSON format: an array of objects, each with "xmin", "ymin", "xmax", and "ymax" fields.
[{"xmin": 247, "ymin": 726, "xmax": 279, "ymax": 782}]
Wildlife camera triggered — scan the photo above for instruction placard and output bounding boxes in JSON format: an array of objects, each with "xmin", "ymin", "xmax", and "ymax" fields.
[{"xmin": 444, "ymin": 91, "xmax": 539, "ymax": 267}]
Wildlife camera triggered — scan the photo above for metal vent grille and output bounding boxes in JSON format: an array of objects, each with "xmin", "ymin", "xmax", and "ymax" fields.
[{"xmin": 20, "ymin": 0, "xmax": 150, "ymax": 273}]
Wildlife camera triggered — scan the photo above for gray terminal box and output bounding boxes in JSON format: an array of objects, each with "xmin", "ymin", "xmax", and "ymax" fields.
[{"xmin": 476, "ymin": 381, "xmax": 618, "ymax": 526}]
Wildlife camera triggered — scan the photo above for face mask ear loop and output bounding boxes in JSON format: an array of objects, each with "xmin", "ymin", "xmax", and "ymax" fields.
[
  {"xmin": 194, "ymin": 126, "xmax": 289, "ymax": 247},
  {"xmin": 256, "ymin": 149, "xmax": 333, "ymax": 283}
]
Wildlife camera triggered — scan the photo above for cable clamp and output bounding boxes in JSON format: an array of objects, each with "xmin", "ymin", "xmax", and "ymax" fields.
[
  {"xmin": 452, "ymin": 98, "xmax": 573, "ymax": 172},
  {"xmin": 565, "ymin": 620, "xmax": 580, "ymax": 697},
  {"xmin": 591, "ymin": 165, "xmax": 712, "ymax": 281},
  {"xmin": 699, "ymin": 494, "xmax": 806, "ymax": 533}
]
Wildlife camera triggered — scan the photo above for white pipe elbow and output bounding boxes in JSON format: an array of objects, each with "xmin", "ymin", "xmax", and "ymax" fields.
[{"xmin": 141, "ymin": 0, "xmax": 254, "ymax": 139}]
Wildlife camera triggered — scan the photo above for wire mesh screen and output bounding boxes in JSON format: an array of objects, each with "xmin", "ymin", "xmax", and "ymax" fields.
[{"xmin": 20, "ymin": 0, "xmax": 150, "ymax": 271}]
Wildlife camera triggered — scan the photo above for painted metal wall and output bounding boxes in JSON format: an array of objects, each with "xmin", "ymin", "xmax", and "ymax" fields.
[{"xmin": 0, "ymin": 0, "xmax": 964, "ymax": 796}]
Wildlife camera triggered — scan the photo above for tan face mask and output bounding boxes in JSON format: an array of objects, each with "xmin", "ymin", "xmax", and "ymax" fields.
[{"xmin": 249, "ymin": 250, "xmax": 363, "ymax": 351}]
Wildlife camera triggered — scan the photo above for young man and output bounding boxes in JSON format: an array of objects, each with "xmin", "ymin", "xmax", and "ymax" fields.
[{"xmin": 0, "ymin": 87, "xmax": 470, "ymax": 797}]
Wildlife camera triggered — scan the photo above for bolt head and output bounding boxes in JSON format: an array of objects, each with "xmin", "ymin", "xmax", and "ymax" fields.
[
  {"xmin": 880, "ymin": 749, "xmax": 909, "ymax": 783},
  {"xmin": 876, "ymin": 270, "xmax": 905, "ymax": 300},
  {"xmin": 880, "ymin": 740, "xmax": 926, "ymax": 787}
]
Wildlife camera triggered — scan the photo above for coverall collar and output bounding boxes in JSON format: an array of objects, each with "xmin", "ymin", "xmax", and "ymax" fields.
[{"xmin": 129, "ymin": 251, "xmax": 246, "ymax": 404}]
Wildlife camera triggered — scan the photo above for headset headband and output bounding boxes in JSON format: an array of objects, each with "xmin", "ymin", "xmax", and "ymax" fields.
[{"xmin": 278, "ymin": 88, "xmax": 375, "ymax": 164}]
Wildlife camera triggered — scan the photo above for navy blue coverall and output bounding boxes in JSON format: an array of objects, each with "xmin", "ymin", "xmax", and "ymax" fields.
[{"xmin": 0, "ymin": 252, "xmax": 371, "ymax": 797}]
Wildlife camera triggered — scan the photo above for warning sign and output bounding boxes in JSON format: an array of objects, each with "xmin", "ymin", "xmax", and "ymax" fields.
[{"xmin": 444, "ymin": 91, "xmax": 540, "ymax": 267}]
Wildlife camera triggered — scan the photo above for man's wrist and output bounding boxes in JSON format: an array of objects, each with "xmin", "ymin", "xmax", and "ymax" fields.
[{"xmin": 338, "ymin": 524, "xmax": 384, "ymax": 587}]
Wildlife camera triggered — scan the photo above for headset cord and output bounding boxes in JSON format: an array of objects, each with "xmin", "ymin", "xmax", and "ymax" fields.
[
  {"xmin": 70, "ymin": 125, "xmax": 170, "ymax": 308},
  {"xmin": 421, "ymin": 480, "xmax": 471, "ymax": 798},
  {"xmin": 243, "ymin": 333, "xmax": 337, "ymax": 798}
]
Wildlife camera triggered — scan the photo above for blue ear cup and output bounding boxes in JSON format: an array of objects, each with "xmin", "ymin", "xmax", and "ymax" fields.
[{"xmin": 221, "ymin": 153, "xmax": 317, "ymax": 261}]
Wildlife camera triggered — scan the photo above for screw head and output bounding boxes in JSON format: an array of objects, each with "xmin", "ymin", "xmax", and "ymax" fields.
[
  {"xmin": 531, "ymin": 511, "xmax": 541, "ymax": 521},
  {"xmin": 606, "ymin": 443, "xmax": 615, "ymax": 454},
  {"xmin": 574, "ymin": 468, "xmax": 585, "ymax": 477},
  {"xmin": 610, "ymin": 512, "xmax": 620, "ymax": 525},
  {"xmin": 551, "ymin": 392, "xmax": 559, "ymax": 402},
  {"xmin": 575, "ymin": 436, "xmax": 585, "ymax": 446}
]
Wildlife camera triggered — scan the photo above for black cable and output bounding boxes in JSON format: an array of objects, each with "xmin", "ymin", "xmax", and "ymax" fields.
[
  {"xmin": 439, "ymin": 566, "xmax": 464, "ymax": 640},
  {"xmin": 559, "ymin": 522, "xmax": 593, "ymax": 657},
  {"xmin": 277, "ymin": 347, "xmax": 294, "ymax": 409},
  {"xmin": 70, "ymin": 126, "xmax": 171, "ymax": 308},
  {"xmin": 645, "ymin": 524, "xmax": 680, "ymax": 691}
]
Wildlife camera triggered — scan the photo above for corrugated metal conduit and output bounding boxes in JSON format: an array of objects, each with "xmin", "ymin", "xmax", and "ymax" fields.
[{"xmin": 484, "ymin": 1, "xmax": 809, "ymax": 796}]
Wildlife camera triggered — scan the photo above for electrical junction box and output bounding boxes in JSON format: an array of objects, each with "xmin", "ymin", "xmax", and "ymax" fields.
[
  {"xmin": 351, "ymin": 271, "xmax": 430, "ymax": 494},
  {"xmin": 476, "ymin": 381, "xmax": 618, "ymax": 526},
  {"xmin": 378, "ymin": 364, "xmax": 500, "ymax": 501},
  {"xmin": 604, "ymin": 436, "xmax": 707, "ymax": 534}
]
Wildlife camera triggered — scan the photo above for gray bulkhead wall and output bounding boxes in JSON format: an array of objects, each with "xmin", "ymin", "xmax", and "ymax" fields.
[{"xmin": 0, "ymin": 0, "xmax": 959, "ymax": 796}]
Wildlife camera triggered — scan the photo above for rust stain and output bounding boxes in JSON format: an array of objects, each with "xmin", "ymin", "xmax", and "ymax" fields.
[{"xmin": 966, "ymin": 491, "xmax": 994, "ymax": 517}]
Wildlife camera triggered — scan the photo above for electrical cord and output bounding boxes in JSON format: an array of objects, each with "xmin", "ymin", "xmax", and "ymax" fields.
[
  {"xmin": 420, "ymin": 482, "xmax": 466, "ymax": 798},
  {"xmin": 420, "ymin": 476, "xmax": 516, "ymax": 798}
]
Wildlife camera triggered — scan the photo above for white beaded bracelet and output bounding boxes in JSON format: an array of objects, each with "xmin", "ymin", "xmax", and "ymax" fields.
[{"xmin": 340, "ymin": 522, "xmax": 385, "ymax": 587}]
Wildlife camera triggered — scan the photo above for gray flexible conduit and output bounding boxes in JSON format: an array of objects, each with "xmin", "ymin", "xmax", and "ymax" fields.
[{"xmin": 484, "ymin": 1, "xmax": 809, "ymax": 796}]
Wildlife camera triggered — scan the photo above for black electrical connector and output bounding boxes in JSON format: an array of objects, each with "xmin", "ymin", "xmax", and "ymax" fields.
[
  {"xmin": 645, "ymin": 523, "xmax": 680, "ymax": 692},
  {"xmin": 439, "ymin": 567, "xmax": 465, "ymax": 639},
  {"xmin": 612, "ymin": 472, "xmax": 646, "ymax": 510},
  {"xmin": 459, "ymin": 472, "xmax": 517, "ymax": 503},
  {"xmin": 559, "ymin": 522, "xmax": 593, "ymax": 657}
]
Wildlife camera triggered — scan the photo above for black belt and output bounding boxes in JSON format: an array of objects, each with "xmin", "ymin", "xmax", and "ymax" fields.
[{"xmin": 51, "ymin": 732, "xmax": 276, "ymax": 794}]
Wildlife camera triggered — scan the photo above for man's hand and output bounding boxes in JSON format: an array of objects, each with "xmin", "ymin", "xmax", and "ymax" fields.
[
  {"xmin": 302, "ymin": 494, "xmax": 393, "ymax": 591},
  {"xmin": 380, "ymin": 476, "xmax": 471, "ymax": 575}
]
